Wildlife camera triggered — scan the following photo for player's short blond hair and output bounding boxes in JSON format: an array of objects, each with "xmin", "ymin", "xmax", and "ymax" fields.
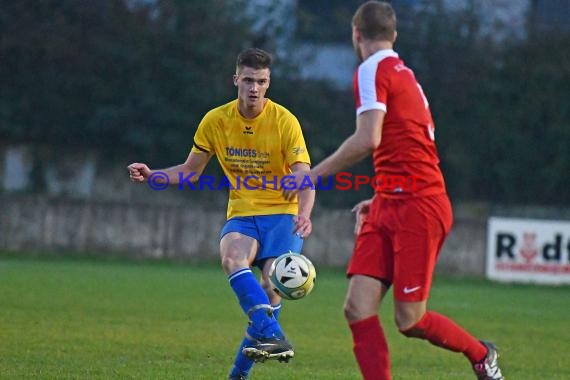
[{"xmin": 352, "ymin": 1, "xmax": 396, "ymax": 41}]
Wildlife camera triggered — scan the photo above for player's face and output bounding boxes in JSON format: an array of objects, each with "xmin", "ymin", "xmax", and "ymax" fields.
[{"xmin": 234, "ymin": 67, "xmax": 270, "ymax": 113}]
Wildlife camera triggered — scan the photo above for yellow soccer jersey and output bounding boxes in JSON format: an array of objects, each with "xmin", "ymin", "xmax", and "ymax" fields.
[{"xmin": 191, "ymin": 99, "xmax": 311, "ymax": 219}]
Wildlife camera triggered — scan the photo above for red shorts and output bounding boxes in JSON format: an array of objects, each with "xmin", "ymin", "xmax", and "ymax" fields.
[{"xmin": 347, "ymin": 193, "xmax": 453, "ymax": 302}]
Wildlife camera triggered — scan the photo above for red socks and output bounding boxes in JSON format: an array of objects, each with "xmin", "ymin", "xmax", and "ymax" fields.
[
  {"xmin": 349, "ymin": 312, "xmax": 487, "ymax": 379},
  {"xmin": 405, "ymin": 311, "xmax": 487, "ymax": 363},
  {"xmin": 349, "ymin": 315, "xmax": 391, "ymax": 380}
]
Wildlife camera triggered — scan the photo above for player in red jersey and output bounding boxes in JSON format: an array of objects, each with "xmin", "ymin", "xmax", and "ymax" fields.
[{"xmin": 284, "ymin": 2, "xmax": 504, "ymax": 379}]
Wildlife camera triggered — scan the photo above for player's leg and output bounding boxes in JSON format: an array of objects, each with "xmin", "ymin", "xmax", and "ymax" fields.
[
  {"xmin": 345, "ymin": 275, "xmax": 391, "ymax": 380},
  {"xmin": 259, "ymin": 258, "xmax": 283, "ymax": 332},
  {"xmin": 396, "ymin": 300, "xmax": 503, "ymax": 379},
  {"xmin": 221, "ymin": 218, "xmax": 284, "ymax": 378},
  {"xmin": 345, "ymin": 197, "xmax": 394, "ymax": 380},
  {"xmin": 255, "ymin": 214, "xmax": 304, "ymax": 311},
  {"xmin": 396, "ymin": 300, "xmax": 487, "ymax": 360},
  {"xmin": 223, "ymin": 230, "xmax": 262, "ymax": 379},
  {"xmin": 229, "ymin": 261, "xmax": 287, "ymax": 379},
  {"xmin": 393, "ymin": 194, "xmax": 504, "ymax": 379},
  {"xmin": 240, "ymin": 214, "xmax": 303, "ymax": 362},
  {"xmin": 222, "ymin": 232, "xmax": 281, "ymax": 338}
]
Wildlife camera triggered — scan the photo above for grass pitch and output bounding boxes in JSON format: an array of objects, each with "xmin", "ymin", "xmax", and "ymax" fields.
[{"xmin": 1, "ymin": 255, "xmax": 569, "ymax": 379}]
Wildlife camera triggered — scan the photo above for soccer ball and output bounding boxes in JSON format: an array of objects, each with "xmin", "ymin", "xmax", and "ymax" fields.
[{"xmin": 269, "ymin": 252, "xmax": 316, "ymax": 300}]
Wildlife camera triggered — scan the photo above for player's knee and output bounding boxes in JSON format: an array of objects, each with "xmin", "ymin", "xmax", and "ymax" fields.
[
  {"xmin": 343, "ymin": 298, "xmax": 370, "ymax": 322},
  {"xmin": 395, "ymin": 317, "xmax": 421, "ymax": 335},
  {"xmin": 343, "ymin": 298, "xmax": 356, "ymax": 321},
  {"xmin": 220, "ymin": 255, "xmax": 233, "ymax": 272},
  {"xmin": 395, "ymin": 304, "xmax": 425, "ymax": 331},
  {"xmin": 399, "ymin": 324, "xmax": 425, "ymax": 338},
  {"xmin": 220, "ymin": 254, "xmax": 246, "ymax": 274},
  {"xmin": 396, "ymin": 314, "xmax": 426, "ymax": 338},
  {"xmin": 343, "ymin": 303, "xmax": 354, "ymax": 322}
]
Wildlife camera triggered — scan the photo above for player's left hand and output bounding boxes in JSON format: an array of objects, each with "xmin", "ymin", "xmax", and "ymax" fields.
[
  {"xmin": 293, "ymin": 215, "xmax": 312, "ymax": 239},
  {"xmin": 282, "ymin": 169, "xmax": 313, "ymax": 201},
  {"xmin": 352, "ymin": 198, "xmax": 373, "ymax": 235}
]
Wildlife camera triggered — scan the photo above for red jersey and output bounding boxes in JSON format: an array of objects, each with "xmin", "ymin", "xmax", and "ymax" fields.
[{"xmin": 353, "ymin": 49, "xmax": 446, "ymax": 198}]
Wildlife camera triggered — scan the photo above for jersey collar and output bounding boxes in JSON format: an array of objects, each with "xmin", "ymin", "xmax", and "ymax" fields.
[{"xmin": 364, "ymin": 49, "xmax": 399, "ymax": 64}]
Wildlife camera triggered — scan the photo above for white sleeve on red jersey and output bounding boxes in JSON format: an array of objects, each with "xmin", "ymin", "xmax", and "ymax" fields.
[{"xmin": 355, "ymin": 50, "xmax": 398, "ymax": 116}]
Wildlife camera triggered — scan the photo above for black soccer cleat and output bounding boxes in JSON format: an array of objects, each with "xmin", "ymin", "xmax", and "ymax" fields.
[{"xmin": 241, "ymin": 336, "xmax": 294, "ymax": 363}]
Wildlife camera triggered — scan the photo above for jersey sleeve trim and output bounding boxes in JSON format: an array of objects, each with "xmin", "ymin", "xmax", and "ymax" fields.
[
  {"xmin": 193, "ymin": 139, "xmax": 210, "ymax": 153},
  {"xmin": 357, "ymin": 102, "xmax": 387, "ymax": 115}
]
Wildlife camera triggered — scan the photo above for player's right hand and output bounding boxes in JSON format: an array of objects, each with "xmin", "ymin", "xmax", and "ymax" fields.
[
  {"xmin": 351, "ymin": 198, "xmax": 372, "ymax": 235},
  {"xmin": 127, "ymin": 163, "xmax": 151, "ymax": 183}
]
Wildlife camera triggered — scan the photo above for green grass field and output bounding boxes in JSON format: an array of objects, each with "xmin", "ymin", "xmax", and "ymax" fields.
[{"xmin": 1, "ymin": 256, "xmax": 569, "ymax": 379}]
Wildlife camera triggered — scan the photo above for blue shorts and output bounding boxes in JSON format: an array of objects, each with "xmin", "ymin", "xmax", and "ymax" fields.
[{"xmin": 220, "ymin": 214, "xmax": 304, "ymax": 267}]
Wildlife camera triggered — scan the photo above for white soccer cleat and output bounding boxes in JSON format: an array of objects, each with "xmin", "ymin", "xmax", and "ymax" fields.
[{"xmin": 473, "ymin": 341, "xmax": 505, "ymax": 380}]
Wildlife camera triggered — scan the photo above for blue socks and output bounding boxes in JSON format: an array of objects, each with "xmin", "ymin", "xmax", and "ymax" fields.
[
  {"xmin": 272, "ymin": 303, "xmax": 282, "ymax": 319},
  {"xmin": 228, "ymin": 268, "xmax": 283, "ymax": 339},
  {"xmin": 229, "ymin": 303, "xmax": 282, "ymax": 379},
  {"xmin": 228, "ymin": 267, "xmax": 285, "ymax": 378}
]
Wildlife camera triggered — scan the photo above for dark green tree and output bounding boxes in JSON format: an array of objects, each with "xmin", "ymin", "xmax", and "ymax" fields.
[{"xmin": 0, "ymin": 0, "xmax": 256, "ymax": 165}]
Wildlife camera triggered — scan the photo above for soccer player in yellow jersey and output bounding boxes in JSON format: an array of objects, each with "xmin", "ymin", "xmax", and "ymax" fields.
[{"xmin": 127, "ymin": 48, "xmax": 314, "ymax": 380}]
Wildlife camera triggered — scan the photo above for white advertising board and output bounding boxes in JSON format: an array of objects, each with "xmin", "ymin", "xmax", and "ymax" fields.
[{"xmin": 487, "ymin": 217, "xmax": 570, "ymax": 284}]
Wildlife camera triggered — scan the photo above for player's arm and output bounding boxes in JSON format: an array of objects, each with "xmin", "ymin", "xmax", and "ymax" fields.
[
  {"xmin": 283, "ymin": 109, "xmax": 384, "ymax": 200},
  {"xmin": 291, "ymin": 161, "xmax": 315, "ymax": 238},
  {"xmin": 127, "ymin": 151, "xmax": 212, "ymax": 185},
  {"xmin": 313, "ymin": 109, "xmax": 384, "ymax": 179}
]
